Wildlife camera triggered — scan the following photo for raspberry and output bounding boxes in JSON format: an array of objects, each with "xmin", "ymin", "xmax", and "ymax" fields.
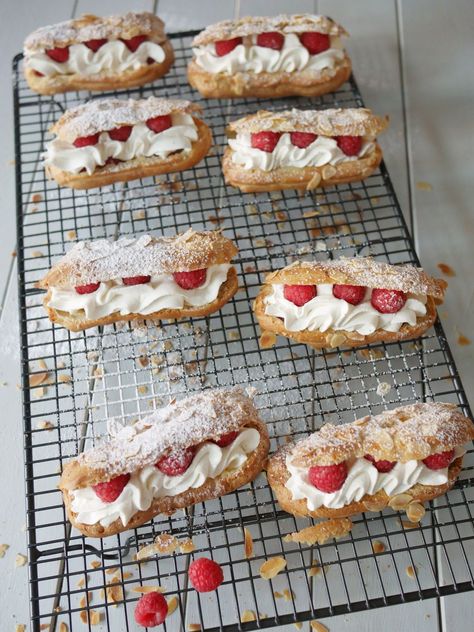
[
  {"xmin": 300, "ymin": 32, "xmax": 330, "ymax": 55},
  {"xmin": 134, "ymin": 592, "xmax": 168, "ymax": 628},
  {"xmin": 336, "ymin": 135, "xmax": 363, "ymax": 156},
  {"xmin": 122, "ymin": 275, "xmax": 151, "ymax": 286},
  {"xmin": 93, "ymin": 473, "xmax": 130, "ymax": 503},
  {"xmin": 188, "ymin": 558, "xmax": 224, "ymax": 592},
  {"xmin": 364, "ymin": 454, "xmax": 396, "ymax": 473},
  {"xmin": 213, "ymin": 431, "xmax": 239, "ymax": 448},
  {"xmin": 308, "ymin": 462, "xmax": 347, "ymax": 493},
  {"xmin": 283, "ymin": 284, "xmax": 317, "ymax": 307},
  {"xmin": 146, "ymin": 115, "xmax": 172, "ymax": 134},
  {"xmin": 423, "ymin": 449, "xmax": 455, "ymax": 470},
  {"xmin": 215, "ymin": 37, "xmax": 243, "ymax": 56},
  {"xmin": 45, "ymin": 46, "xmax": 70, "ymax": 63},
  {"xmin": 250, "ymin": 131, "xmax": 282, "ymax": 153},
  {"xmin": 75, "ymin": 282, "xmax": 100, "ymax": 294},
  {"xmin": 333, "ymin": 284, "xmax": 366, "ymax": 305},
  {"xmin": 108, "ymin": 125, "xmax": 133, "ymax": 142},
  {"xmin": 121, "ymin": 34, "xmax": 148, "ymax": 52},
  {"xmin": 84, "ymin": 39, "xmax": 107, "ymax": 52},
  {"xmin": 173, "ymin": 269, "xmax": 207, "ymax": 289},
  {"xmin": 371, "ymin": 288, "xmax": 407, "ymax": 314},
  {"xmin": 256, "ymin": 31, "xmax": 285, "ymax": 50},
  {"xmin": 290, "ymin": 132, "xmax": 318, "ymax": 148},
  {"xmin": 156, "ymin": 447, "xmax": 196, "ymax": 476},
  {"xmin": 73, "ymin": 133, "xmax": 100, "ymax": 148}
]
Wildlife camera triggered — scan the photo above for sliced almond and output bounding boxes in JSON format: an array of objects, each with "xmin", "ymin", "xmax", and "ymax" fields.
[
  {"xmin": 154, "ymin": 533, "xmax": 179, "ymax": 553},
  {"xmin": 282, "ymin": 588, "xmax": 294, "ymax": 601},
  {"xmin": 400, "ymin": 519, "xmax": 420, "ymax": 530},
  {"xmin": 306, "ymin": 171, "xmax": 321, "ymax": 190},
  {"xmin": 90, "ymin": 560, "xmax": 101, "ymax": 569},
  {"xmin": 244, "ymin": 528, "xmax": 254, "ymax": 559},
  {"xmin": 322, "ymin": 165, "xmax": 337, "ymax": 180},
  {"xmin": 105, "ymin": 567, "xmax": 118, "ymax": 575},
  {"xmin": 167, "ymin": 596, "xmax": 178, "ymax": 615},
  {"xmin": 372, "ymin": 540, "xmax": 385, "ymax": 554},
  {"xmin": 406, "ymin": 502, "xmax": 426, "ymax": 523},
  {"xmin": 132, "ymin": 585, "xmax": 165, "ymax": 594},
  {"xmin": 179, "ymin": 538, "xmax": 195, "ymax": 554},
  {"xmin": 310, "ymin": 621, "xmax": 329, "ymax": 632},
  {"xmin": 259, "ymin": 556, "xmax": 287, "ymax": 580},
  {"xmin": 90, "ymin": 610, "xmax": 102, "ymax": 625},
  {"xmin": 308, "ymin": 565, "xmax": 321, "ymax": 577},
  {"xmin": 294, "ymin": 623, "xmax": 303, "ymax": 630},
  {"xmin": 284, "ymin": 518, "xmax": 352, "ymax": 546},
  {"xmin": 0, "ymin": 543, "xmax": 9, "ymax": 558},
  {"xmin": 188, "ymin": 625, "xmax": 201, "ymax": 631},
  {"xmin": 29, "ymin": 372, "xmax": 49, "ymax": 388},
  {"xmin": 406, "ymin": 565, "xmax": 416, "ymax": 579},
  {"xmin": 37, "ymin": 420, "xmax": 54, "ymax": 431},
  {"xmin": 259, "ymin": 331, "xmax": 276, "ymax": 349},
  {"xmin": 15, "ymin": 553, "xmax": 27, "ymax": 567},
  {"xmin": 15, "ymin": 626, "xmax": 26, "ymax": 632},
  {"xmin": 106, "ymin": 580, "xmax": 123, "ymax": 604},
  {"xmin": 363, "ymin": 497, "xmax": 388, "ymax": 512},
  {"xmin": 58, "ymin": 374, "xmax": 72, "ymax": 384},
  {"xmin": 328, "ymin": 333, "xmax": 346, "ymax": 348},
  {"xmin": 388, "ymin": 494, "xmax": 413, "ymax": 511},
  {"xmin": 241, "ymin": 610, "xmax": 256, "ymax": 623}
]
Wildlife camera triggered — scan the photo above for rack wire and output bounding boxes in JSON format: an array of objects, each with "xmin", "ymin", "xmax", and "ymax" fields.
[{"xmin": 13, "ymin": 31, "xmax": 474, "ymax": 632}]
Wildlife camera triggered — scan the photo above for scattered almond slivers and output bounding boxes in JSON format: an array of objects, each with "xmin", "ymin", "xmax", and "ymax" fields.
[
  {"xmin": 284, "ymin": 518, "xmax": 352, "ymax": 546},
  {"xmin": 132, "ymin": 585, "xmax": 165, "ymax": 594},
  {"xmin": 310, "ymin": 621, "xmax": 329, "ymax": 632},
  {"xmin": 244, "ymin": 528, "xmax": 254, "ymax": 559},
  {"xmin": 259, "ymin": 331, "xmax": 276, "ymax": 349},
  {"xmin": 241, "ymin": 610, "xmax": 256, "ymax": 622},
  {"xmin": 106, "ymin": 579, "xmax": 124, "ymax": 604},
  {"xmin": 388, "ymin": 494, "xmax": 413, "ymax": 511},
  {"xmin": 406, "ymin": 501, "xmax": 426, "ymax": 523},
  {"xmin": 167, "ymin": 596, "xmax": 178, "ymax": 615},
  {"xmin": 259, "ymin": 556, "xmax": 287, "ymax": 580},
  {"xmin": 137, "ymin": 533, "xmax": 178, "ymax": 560}
]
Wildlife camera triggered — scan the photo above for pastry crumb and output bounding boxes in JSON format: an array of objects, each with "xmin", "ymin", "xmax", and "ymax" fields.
[
  {"xmin": 90, "ymin": 560, "xmax": 101, "ymax": 569},
  {"xmin": 259, "ymin": 556, "xmax": 286, "ymax": 580},
  {"xmin": 31, "ymin": 193, "xmax": 42, "ymax": 203},
  {"xmin": 66, "ymin": 230, "xmax": 77, "ymax": 241},
  {"xmin": 179, "ymin": 538, "xmax": 195, "ymax": 554},
  {"xmin": 376, "ymin": 382, "xmax": 391, "ymax": 397},
  {"xmin": 457, "ymin": 333, "xmax": 471, "ymax": 346},
  {"xmin": 259, "ymin": 331, "xmax": 276, "ymax": 349},
  {"xmin": 437, "ymin": 262, "xmax": 455, "ymax": 277}
]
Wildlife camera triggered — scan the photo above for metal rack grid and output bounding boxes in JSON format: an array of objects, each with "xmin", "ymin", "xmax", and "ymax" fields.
[{"xmin": 13, "ymin": 31, "xmax": 474, "ymax": 632}]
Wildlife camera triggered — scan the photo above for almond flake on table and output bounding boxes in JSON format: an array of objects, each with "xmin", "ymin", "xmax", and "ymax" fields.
[
  {"xmin": 167, "ymin": 596, "xmax": 178, "ymax": 615},
  {"xmin": 15, "ymin": 625, "xmax": 26, "ymax": 632},
  {"xmin": 259, "ymin": 556, "xmax": 287, "ymax": 580},
  {"xmin": 37, "ymin": 420, "xmax": 54, "ymax": 431},
  {"xmin": 437, "ymin": 262, "xmax": 456, "ymax": 277},
  {"xmin": 58, "ymin": 374, "xmax": 72, "ymax": 384},
  {"xmin": 31, "ymin": 193, "xmax": 42, "ymax": 203},
  {"xmin": 0, "ymin": 544, "xmax": 10, "ymax": 558},
  {"xmin": 457, "ymin": 333, "xmax": 471, "ymax": 346},
  {"xmin": 406, "ymin": 565, "xmax": 417, "ymax": 579},
  {"xmin": 416, "ymin": 181, "xmax": 433, "ymax": 191},
  {"xmin": 15, "ymin": 553, "xmax": 27, "ymax": 567},
  {"xmin": 372, "ymin": 540, "xmax": 386, "ymax": 554},
  {"xmin": 243, "ymin": 527, "xmax": 254, "ymax": 559},
  {"xmin": 310, "ymin": 621, "xmax": 329, "ymax": 632},
  {"xmin": 241, "ymin": 610, "xmax": 256, "ymax": 622},
  {"xmin": 188, "ymin": 625, "xmax": 201, "ymax": 631},
  {"xmin": 132, "ymin": 586, "xmax": 165, "ymax": 594}
]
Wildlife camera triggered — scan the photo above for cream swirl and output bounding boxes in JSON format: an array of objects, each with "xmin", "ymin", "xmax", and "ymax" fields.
[
  {"xmin": 264, "ymin": 284, "xmax": 427, "ymax": 335},
  {"xmin": 46, "ymin": 263, "xmax": 231, "ymax": 319},
  {"xmin": 43, "ymin": 113, "xmax": 197, "ymax": 175},
  {"xmin": 193, "ymin": 33, "xmax": 344, "ymax": 75},
  {"xmin": 26, "ymin": 40, "xmax": 165, "ymax": 77},
  {"xmin": 229, "ymin": 133, "xmax": 374, "ymax": 172},
  {"xmin": 285, "ymin": 445, "xmax": 465, "ymax": 511},
  {"xmin": 71, "ymin": 428, "xmax": 260, "ymax": 527}
]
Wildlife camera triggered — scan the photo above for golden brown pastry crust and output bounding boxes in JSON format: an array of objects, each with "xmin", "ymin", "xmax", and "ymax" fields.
[
  {"xmin": 43, "ymin": 266, "xmax": 238, "ymax": 332},
  {"xmin": 45, "ymin": 118, "xmax": 212, "ymax": 190}
]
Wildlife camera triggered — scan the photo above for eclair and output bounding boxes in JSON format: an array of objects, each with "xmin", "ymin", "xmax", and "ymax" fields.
[
  {"xmin": 60, "ymin": 388, "xmax": 270, "ymax": 537},
  {"xmin": 43, "ymin": 96, "xmax": 212, "ymax": 190},
  {"xmin": 267, "ymin": 402, "xmax": 474, "ymax": 521},
  {"xmin": 37, "ymin": 229, "xmax": 238, "ymax": 332},
  {"xmin": 223, "ymin": 108, "xmax": 388, "ymax": 192},
  {"xmin": 254, "ymin": 257, "xmax": 446, "ymax": 350},
  {"xmin": 24, "ymin": 12, "xmax": 174, "ymax": 95},
  {"xmin": 188, "ymin": 14, "xmax": 351, "ymax": 99}
]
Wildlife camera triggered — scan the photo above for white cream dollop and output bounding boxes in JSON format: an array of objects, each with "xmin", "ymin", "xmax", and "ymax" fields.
[
  {"xmin": 71, "ymin": 428, "xmax": 260, "ymax": 527},
  {"xmin": 193, "ymin": 33, "xmax": 345, "ymax": 75},
  {"xmin": 26, "ymin": 40, "xmax": 165, "ymax": 77},
  {"xmin": 46, "ymin": 263, "xmax": 231, "ymax": 320},
  {"xmin": 264, "ymin": 284, "xmax": 427, "ymax": 336},
  {"xmin": 285, "ymin": 445, "xmax": 466, "ymax": 511},
  {"xmin": 42, "ymin": 113, "xmax": 198, "ymax": 175}
]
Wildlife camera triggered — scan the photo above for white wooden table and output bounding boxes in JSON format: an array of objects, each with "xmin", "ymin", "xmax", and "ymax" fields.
[{"xmin": 0, "ymin": 1, "xmax": 472, "ymax": 630}]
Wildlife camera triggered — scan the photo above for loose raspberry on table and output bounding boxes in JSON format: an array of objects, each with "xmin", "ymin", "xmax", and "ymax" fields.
[
  {"xmin": 93, "ymin": 473, "xmax": 130, "ymax": 503},
  {"xmin": 308, "ymin": 462, "xmax": 347, "ymax": 493},
  {"xmin": 290, "ymin": 131, "xmax": 318, "ymax": 148},
  {"xmin": 336, "ymin": 135, "xmax": 363, "ymax": 156},
  {"xmin": 214, "ymin": 37, "xmax": 243, "ymax": 56},
  {"xmin": 173, "ymin": 269, "xmax": 207, "ymax": 289},
  {"xmin": 250, "ymin": 131, "xmax": 282, "ymax": 153},
  {"xmin": 256, "ymin": 31, "xmax": 285, "ymax": 50},
  {"xmin": 156, "ymin": 446, "xmax": 196, "ymax": 476},
  {"xmin": 146, "ymin": 115, "xmax": 172, "ymax": 134},
  {"xmin": 108, "ymin": 125, "xmax": 133, "ymax": 142},
  {"xmin": 423, "ymin": 449, "xmax": 455, "ymax": 470},
  {"xmin": 46, "ymin": 46, "xmax": 70, "ymax": 63},
  {"xmin": 300, "ymin": 32, "xmax": 330, "ymax": 55},
  {"xmin": 333, "ymin": 284, "xmax": 367, "ymax": 305},
  {"xmin": 364, "ymin": 454, "xmax": 396, "ymax": 473},
  {"xmin": 213, "ymin": 431, "xmax": 239, "ymax": 447},
  {"xmin": 122, "ymin": 34, "xmax": 148, "ymax": 52},
  {"xmin": 73, "ymin": 133, "xmax": 100, "ymax": 148},
  {"xmin": 134, "ymin": 591, "xmax": 168, "ymax": 628},
  {"xmin": 75, "ymin": 282, "xmax": 100, "ymax": 294},
  {"xmin": 371, "ymin": 288, "xmax": 407, "ymax": 314},
  {"xmin": 283, "ymin": 284, "xmax": 317, "ymax": 307},
  {"xmin": 122, "ymin": 275, "xmax": 151, "ymax": 286},
  {"xmin": 188, "ymin": 558, "xmax": 224, "ymax": 592},
  {"xmin": 84, "ymin": 38, "xmax": 107, "ymax": 52}
]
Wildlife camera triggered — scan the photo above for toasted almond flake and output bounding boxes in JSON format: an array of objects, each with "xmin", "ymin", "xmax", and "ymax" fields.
[
  {"xmin": 188, "ymin": 625, "xmax": 201, "ymax": 632},
  {"xmin": 416, "ymin": 181, "xmax": 432, "ymax": 191},
  {"xmin": 90, "ymin": 610, "xmax": 102, "ymax": 625},
  {"xmin": 303, "ymin": 210, "xmax": 320, "ymax": 218},
  {"xmin": 133, "ymin": 209, "xmax": 146, "ymax": 220},
  {"xmin": 178, "ymin": 538, "xmax": 195, "ymax": 554},
  {"xmin": 66, "ymin": 230, "xmax": 77, "ymax": 241},
  {"xmin": 106, "ymin": 581, "xmax": 124, "ymax": 604},
  {"xmin": 167, "ymin": 596, "xmax": 178, "ymax": 615},
  {"xmin": 406, "ymin": 565, "xmax": 416, "ymax": 578},
  {"xmin": 310, "ymin": 621, "xmax": 329, "ymax": 632},
  {"xmin": 294, "ymin": 623, "xmax": 303, "ymax": 630},
  {"xmin": 244, "ymin": 528, "xmax": 254, "ymax": 559},
  {"xmin": 437, "ymin": 263, "xmax": 455, "ymax": 277},
  {"xmin": 306, "ymin": 171, "xmax": 321, "ymax": 190},
  {"xmin": 284, "ymin": 518, "xmax": 352, "ymax": 546},
  {"xmin": 259, "ymin": 331, "xmax": 276, "ymax": 349},
  {"xmin": 32, "ymin": 250, "xmax": 44, "ymax": 258},
  {"xmin": 457, "ymin": 333, "xmax": 471, "ymax": 346},
  {"xmin": 90, "ymin": 560, "xmax": 101, "ymax": 569},
  {"xmin": 77, "ymin": 577, "xmax": 86, "ymax": 588},
  {"xmin": 15, "ymin": 625, "xmax": 26, "ymax": 632},
  {"xmin": 388, "ymin": 494, "xmax": 413, "ymax": 511},
  {"xmin": 123, "ymin": 572, "xmax": 133, "ymax": 580},
  {"xmin": 58, "ymin": 374, "xmax": 72, "ymax": 384},
  {"xmin": 37, "ymin": 420, "xmax": 54, "ymax": 431},
  {"xmin": 308, "ymin": 564, "xmax": 321, "ymax": 577},
  {"xmin": 79, "ymin": 611, "xmax": 88, "ymax": 624},
  {"xmin": 322, "ymin": 165, "xmax": 336, "ymax": 180},
  {"xmin": 282, "ymin": 588, "xmax": 294, "ymax": 601},
  {"xmin": 372, "ymin": 540, "xmax": 385, "ymax": 554},
  {"xmin": 137, "ymin": 385, "xmax": 148, "ymax": 395},
  {"xmin": 31, "ymin": 193, "xmax": 42, "ymax": 203},
  {"xmin": 363, "ymin": 497, "xmax": 387, "ymax": 512},
  {"xmin": 0, "ymin": 544, "xmax": 9, "ymax": 558},
  {"xmin": 15, "ymin": 553, "xmax": 27, "ymax": 567},
  {"xmin": 401, "ymin": 519, "xmax": 420, "ymax": 530},
  {"xmin": 105, "ymin": 567, "xmax": 118, "ymax": 575},
  {"xmin": 155, "ymin": 533, "xmax": 178, "ymax": 553},
  {"xmin": 259, "ymin": 556, "xmax": 287, "ymax": 580},
  {"xmin": 138, "ymin": 355, "xmax": 149, "ymax": 368},
  {"xmin": 93, "ymin": 367, "xmax": 103, "ymax": 379},
  {"xmin": 241, "ymin": 610, "xmax": 256, "ymax": 623},
  {"xmin": 406, "ymin": 502, "xmax": 426, "ymax": 523},
  {"xmin": 29, "ymin": 371, "xmax": 49, "ymax": 388},
  {"xmin": 274, "ymin": 591, "xmax": 283, "ymax": 598},
  {"xmin": 79, "ymin": 592, "xmax": 92, "ymax": 609},
  {"xmin": 328, "ymin": 333, "xmax": 346, "ymax": 348},
  {"xmin": 132, "ymin": 585, "xmax": 165, "ymax": 594}
]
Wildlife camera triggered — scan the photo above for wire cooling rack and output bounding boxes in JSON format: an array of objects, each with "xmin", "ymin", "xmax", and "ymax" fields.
[{"xmin": 13, "ymin": 31, "xmax": 474, "ymax": 632}]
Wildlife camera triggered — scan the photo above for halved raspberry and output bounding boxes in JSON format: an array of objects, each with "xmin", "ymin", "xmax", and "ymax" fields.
[
  {"xmin": 75, "ymin": 282, "xmax": 100, "ymax": 294},
  {"xmin": 188, "ymin": 558, "xmax": 224, "ymax": 593},
  {"xmin": 84, "ymin": 39, "xmax": 107, "ymax": 52},
  {"xmin": 300, "ymin": 32, "xmax": 330, "ymax": 55},
  {"xmin": 146, "ymin": 115, "xmax": 172, "ymax": 134},
  {"xmin": 250, "ymin": 131, "xmax": 282, "ymax": 153},
  {"xmin": 73, "ymin": 133, "xmax": 100, "ymax": 148},
  {"xmin": 122, "ymin": 275, "xmax": 151, "ymax": 286},
  {"xmin": 173, "ymin": 269, "xmax": 207, "ymax": 289},
  {"xmin": 108, "ymin": 125, "xmax": 133, "ymax": 142},
  {"xmin": 256, "ymin": 31, "xmax": 285, "ymax": 50},
  {"xmin": 308, "ymin": 462, "xmax": 347, "ymax": 493},
  {"xmin": 333, "ymin": 284, "xmax": 366, "ymax": 305},
  {"xmin": 283, "ymin": 284, "xmax": 317, "ymax": 307},
  {"xmin": 364, "ymin": 454, "xmax": 396, "ymax": 473},
  {"xmin": 93, "ymin": 473, "xmax": 130, "ymax": 503},
  {"xmin": 215, "ymin": 37, "xmax": 243, "ymax": 56},
  {"xmin": 156, "ymin": 446, "xmax": 196, "ymax": 476},
  {"xmin": 121, "ymin": 34, "xmax": 148, "ymax": 52},
  {"xmin": 134, "ymin": 591, "xmax": 168, "ymax": 628},
  {"xmin": 423, "ymin": 449, "xmax": 455, "ymax": 470},
  {"xmin": 371, "ymin": 288, "xmax": 407, "ymax": 314},
  {"xmin": 336, "ymin": 135, "xmax": 363, "ymax": 156},
  {"xmin": 213, "ymin": 431, "xmax": 239, "ymax": 448},
  {"xmin": 45, "ymin": 46, "xmax": 70, "ymax": 63},
  {"xmin": 290, "ymin": 132, "xmax": 318, "ymax": 148}
]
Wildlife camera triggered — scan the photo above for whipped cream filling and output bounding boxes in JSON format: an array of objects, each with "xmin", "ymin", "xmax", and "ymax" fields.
[
  {"xmin": 229, "ymin": 133, "xmax": 375, "ymax": 172},
  {"xmin": 264, "ymin": 284, "xmax": 427, "ymax": 336},
  {"xmin": 286, "ymin": 445, "xmax": 466, "ymax": 511},
  {"xmin": 26, "ymin": 40, "xmax": 165, "ymax": 77},
  {"xmin": 46, "ymin": 263, "xmax": 231, "ymax": 319},
  {"xmin": 43, "ymin": 113, "xmax": 198, "ymax": 175},
  {"xmin": 193, "ymin": 33, "xmax": 345, "ymax": 75},
  {"xmin": 71, "ymin": 428, "xmax": 260, "ymax": 527}
]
